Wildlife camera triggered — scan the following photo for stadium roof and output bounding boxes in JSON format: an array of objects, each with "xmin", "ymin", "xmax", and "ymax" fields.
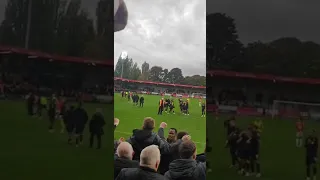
[
  {"xmin": 114, "ymin": 77, "xmax": 206, "ymax": 89},
  {"xmin": 208, "ymin": 70, "xmax": 320, "ymax": 85},
  {"xmin": 0, "ymin": 45, "xmax": 112, "ymax": 66}
]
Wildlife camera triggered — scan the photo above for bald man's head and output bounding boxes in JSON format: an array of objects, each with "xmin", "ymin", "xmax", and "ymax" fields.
[
  {"xmin": 116, "ymin": 142, "xmax": 134, "ymax": 160},
  {"xmin": 140, "ymin": 145, "xmax": 161, "ymax": 171}
]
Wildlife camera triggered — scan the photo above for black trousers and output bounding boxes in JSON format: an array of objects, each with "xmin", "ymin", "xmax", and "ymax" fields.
[
  {"xmin": 140, "ymin": 102, "xmax": 144, "ymax": 107},
  {"xmin": 90, "ymin": 132, "xmax": 102, "ymax": 148},
  {"xmin": 158, "ymin": 106, "xmax": 163, "ymax": 114}
]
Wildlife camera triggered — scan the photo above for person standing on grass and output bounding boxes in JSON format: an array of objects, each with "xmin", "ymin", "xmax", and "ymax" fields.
[
  {"xmin": 57, "ymin": 98, "xmax": 66, "ymax": 133},
  {"xmin": 65, "ymin": 105, "xmax": 75, "ymax": 144},
  {"xmin": 33, "ymin": 94, "xmax": 39, "ymax": 117},
  {"xmin": 135, "ymin": 94, "xmax": 139, "ymax": 106},
  {"xmin": 74, "ymin": 103, "xmax": 88, "ymax": 147},
  {"xmin": 169, "ymin": 99, "xmax": 175, "ymax": 114},
  {"xmin": 26, "ymin": 92, "xmax": 34, "ymax": 116},
  {"xmin": 48, "ymin": 98, "xmax": 56, "ymax": 133},
  {"xmin": 89, "ymin": 108, "xmax": 105, "ymax": 149},
  {"xmin": 305, "ymin": 129, "xmax": 318, "ymax": 180},
  {"xmin": 38, "ymin": 95, "xmax": 47, "ymax": 118},
  {"xmin": 249, "ymin": 125, "xmax": 261, "ymax": 177},
  {"xmin": 139, "ymin": 95, "xmax": 144, "ymax": 107},
  {"xmin": 201, "ymin": 101, "xmax": 206, "ymax": 117},
  {"xmin": 158, "ymin": 98, "xmax": 164, "ymax": 115},
  {"xmin": 127, "ymin": 91, "xmax": 131, "ymax": 102},
  {"xmin": 296, "ymin": 117, "xmax": 305, "ymax": 147},
  {"xmin": 185, "ymin": 99, "xmax": 190, "ymax": 115}
]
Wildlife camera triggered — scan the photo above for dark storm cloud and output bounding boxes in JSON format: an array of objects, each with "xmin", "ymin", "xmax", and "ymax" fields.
[{"xmin": 207, "ymin": 0, "xmax": 320, "ymax": 44}]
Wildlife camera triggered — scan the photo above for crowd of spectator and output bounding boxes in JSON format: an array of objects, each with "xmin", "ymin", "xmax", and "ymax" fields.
[
  {"xmin": 113, "ymin": 117, "xmax": 206, "ymax": 180},
  {"xmin": 114, "ymin": 82, "xmax": 205, "ymax": 96},
  {"xmin": 0, "ymin": 72, "xmax": 112, "ymax": 99},
  {"xmin": 214, "ymin": 89, "xmax": 309, "ymax": 108}
]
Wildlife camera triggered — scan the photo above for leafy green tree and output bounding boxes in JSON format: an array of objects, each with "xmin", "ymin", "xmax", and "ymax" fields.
[
  {"xmin": 183, "ymin": 75, "xmax": 206, "ymax": 86},
  {"xmin": 129, "ymin": 62, "xmax": 141, "ymax": 80},
  {"xmin": 54, "ymin": 0, "xmax": 95, "ymax": 57},
  {"xmin": 0, "ymin": 0, "xmax": 29, "ymax": 47},
  {"xmin": 166, "ymin": 68, "xmax": 184, "ymax": 84},
  {"xmin": 148, "ymin": 66, "xmax": 164, "ymax": 82},
  {"xmin": 206, "ymin": 13, "xmax": 243, "ymax": 70}
]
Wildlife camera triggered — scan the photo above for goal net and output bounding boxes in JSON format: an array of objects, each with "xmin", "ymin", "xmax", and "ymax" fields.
[{"xmin": 272, "ymin": 100, "xmax": 320, "ymax": 121}]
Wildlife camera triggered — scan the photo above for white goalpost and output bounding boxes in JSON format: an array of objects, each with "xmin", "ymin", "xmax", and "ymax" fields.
[{"xmin": 272, "ymin": 100, "xmax": 320, "ymax": 120}]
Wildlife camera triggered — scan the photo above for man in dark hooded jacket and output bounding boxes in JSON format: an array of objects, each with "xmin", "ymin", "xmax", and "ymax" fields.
[
  {"xmin": 126, "ymin": 117, "xmax": 170, "ymax": 161},
  {"xmin": 73, "ymin": 103, "xmax": 88, "ymax": 147},
  {"xmin": 170, "ymin": 131, "xmax": 189, "ymax": 160},
  {"xmin": 164, "ymin": 140, "xmax": 206, "ymax": 180},
  {"xmin": 89, "ymin": 108, "xmax": 105, "ymax": 149}
]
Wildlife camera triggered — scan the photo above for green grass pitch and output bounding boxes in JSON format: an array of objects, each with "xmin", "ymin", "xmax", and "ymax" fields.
[
  {"xmin": 114, "ymin": 93, "xmax": 206, "ymax": 153},
  {"xmin": 207, "ymin": 114, "xmax": 319, "ymax": 180},
  {"xmin": 0, "ymin": 101, "xmax": 113, "ymax": 180}
]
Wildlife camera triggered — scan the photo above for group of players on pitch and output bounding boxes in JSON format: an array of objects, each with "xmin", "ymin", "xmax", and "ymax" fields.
[
  {"xmin": 225, "ymin": 116, "xmax": 319, "ymax": 180},
  {"xmin": 121, "ymin": 90, "xmax": 206, "ymax": 117},
  {"xmin": 158, "ymin": 97, "xmax": 206, "ymax": 117},
  {"xmin": 224, "ymin": 116, "xmax": 262, "ymax": 177},
  {"xmin": 121, "ymin": 91, "xmax": 145, "ymax": 107},
  {"xmin": 26, "ymin": 93, "xmax": 105, "ymax": 149}
]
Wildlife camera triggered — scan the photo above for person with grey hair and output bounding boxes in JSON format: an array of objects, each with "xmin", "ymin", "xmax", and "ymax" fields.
[
  {"xmin": 115, "ymin": 145, "xmax": 166, "ymax": 180},
  {"xmin": 114, "ymin": 142, "xmax": 139, "ymax": 178}
]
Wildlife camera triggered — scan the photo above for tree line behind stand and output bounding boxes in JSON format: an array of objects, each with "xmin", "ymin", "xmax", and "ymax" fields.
[
  {"xmin": 207, "ymin": 13, "xmax": 320, "ymax": 78},
  {"xmin": 0, "ymin": 0, "xmax": 113, "ymax": 60},
  {"xmin": 114, "ymin": 58, "xmax": 206, "ymax": 86}
]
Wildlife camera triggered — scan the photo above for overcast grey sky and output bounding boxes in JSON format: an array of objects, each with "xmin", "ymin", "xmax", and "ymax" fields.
[
  {"xmin": 207, "ymin": 0, "xmax": 320, "ymax": 44},
  {"xmin": 114, "ymin": 0, "xmax": 206, "ymax": 76}
]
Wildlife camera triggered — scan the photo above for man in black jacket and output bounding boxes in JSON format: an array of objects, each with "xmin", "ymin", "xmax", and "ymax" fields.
[
  {"xmin": 114, "ymin": 142, "xmax": 139, "ymax": 178},
  {"xmin": 74, "ymin": 103, "xmax": 88, "ymax": 147},
  {"xmin": 170, "ymin": 131, "xmax": 189, "ymax": 160},
  {"xmin": 47, "ymin": 98, "xmax": 56, "ymax": 133},
  {"xmin": 64, "ymin": 105, "xmax": 75, "ymax": 144},
  {"xmin": 89, "ymin": 108, "xmax": 105, "ymax": 149},
  {"xmin": 116, "ymin": 145, "xmax": 166, "ymax": 180},
  {"xmin": 165, "ymin": 140, "xmax": 206, "ymax": 180},
  {"xmin": 139, "ymin": 95, "xmax": 144, "ymax": 107},
  {"xmin": 27, "ymin": 92, "xmax": 34, "ymax": 116},
  {"xmin": 127, "ymin": 117, "xmax": 170, "ymax": 161}
]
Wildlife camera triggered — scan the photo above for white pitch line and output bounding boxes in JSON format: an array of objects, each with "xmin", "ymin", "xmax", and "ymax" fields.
[{"xmin": 115, "ymin": 130, "xmax": 205, "ymax": 145}]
